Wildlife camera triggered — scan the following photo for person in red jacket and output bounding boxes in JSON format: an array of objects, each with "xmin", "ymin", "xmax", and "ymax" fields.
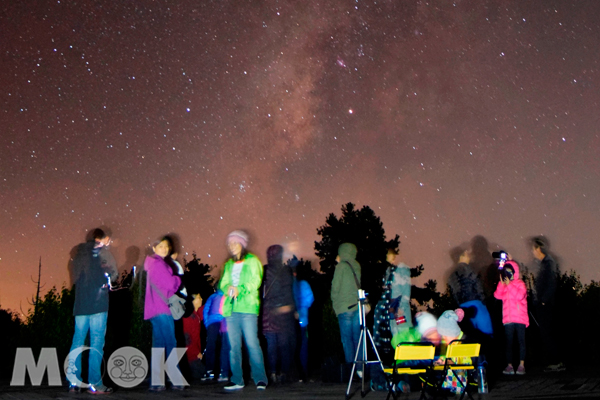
[
  {"xmin": 182, "ymin": 293, "xmax": 204, "ymax": 381},
  {"xmin": 494, "ymin": 257, "xmax": 528, "ymax": 375}
]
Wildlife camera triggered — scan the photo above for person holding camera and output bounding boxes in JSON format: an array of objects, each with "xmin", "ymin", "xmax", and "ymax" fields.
[{"xmin": 494, "ymin": 256, "xmax": 528, "ymax": 375}]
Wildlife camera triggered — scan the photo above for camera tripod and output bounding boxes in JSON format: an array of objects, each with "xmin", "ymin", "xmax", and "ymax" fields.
[{"xmin": 345, "ymin": 291, "xmax": 385, "ymax": 399}]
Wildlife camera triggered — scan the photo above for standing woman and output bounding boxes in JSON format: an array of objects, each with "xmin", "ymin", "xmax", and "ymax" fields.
[
  {"xmin": 218, "ymin": 230, "xmax": 268, "ymax": 390},
  {"xmin": 144, "ymin": 237, "xmax": 183, "ymax": 391}
]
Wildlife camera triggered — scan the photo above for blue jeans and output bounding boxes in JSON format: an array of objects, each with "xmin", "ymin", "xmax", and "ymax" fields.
[
  {"xmin": 204, "ymin": 323, "xmax": 230, "ymax": 376},
  {"xmin": 338, "ymin": 310, "xmax": 362, "ymax": 363},
  {"xmin": 298, "ymin": 326, "xmax": 309, "ymax": 378},
  {"xmin": 151, "ymin": 313, "xmax": 177, "ymax": 384},
  {"xmin": 68, "ymin": 311, "xmax": 108, "ymax": 387},
  {"xmin": 226, "ymin": 313, "xmax": 267, "ymax": 385}
]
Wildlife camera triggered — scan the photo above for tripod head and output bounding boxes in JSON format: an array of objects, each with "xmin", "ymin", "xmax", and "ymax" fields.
[{"xmin": 357, "ymin": 289, "xmax": 367, "ymax": 302}]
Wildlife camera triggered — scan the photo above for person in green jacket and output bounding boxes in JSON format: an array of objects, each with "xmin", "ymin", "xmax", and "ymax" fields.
[
  {"xmin": 331, "ymin": 243, "xmax": 363, "ymax": 364},
  {"xmin": 218, "ymin": 230, "xmax": 268, "ymax": 390}
]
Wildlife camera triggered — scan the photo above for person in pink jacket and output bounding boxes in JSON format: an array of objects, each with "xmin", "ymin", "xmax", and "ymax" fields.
[
  {"xmin": 494, "ymin": 258, "xmax": 529, "ymax": 375},
  {"xmin": 144, "ymin": 236, "xmax": 183, "ymax": 391}
]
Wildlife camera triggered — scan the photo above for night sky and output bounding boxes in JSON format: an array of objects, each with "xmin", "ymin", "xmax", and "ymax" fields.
[{"xmin": 2, "ymin": 0, "xmax": 599, "ymax": 315}]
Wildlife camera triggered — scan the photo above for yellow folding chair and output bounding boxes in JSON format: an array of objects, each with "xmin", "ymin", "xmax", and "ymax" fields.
[
  {"xmin": 432, "ymin": 341, "xmax": 480, "ymax": 400},
  {"xmin": 383, "ymin": 342, "xmax": 436, "ymax": 400}
]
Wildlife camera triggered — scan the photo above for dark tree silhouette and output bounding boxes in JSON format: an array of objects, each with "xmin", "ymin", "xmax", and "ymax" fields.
[
  {"xmin": 0, "ymin": 308, "xmax": 23, "ymax": 377},
  {"xmin": 184, "ymin": 253, "xmax": 216, "ymax": 300},
  {"xmin": 314, "ymin": 202, "xmax": 400, "ymax": 304}
]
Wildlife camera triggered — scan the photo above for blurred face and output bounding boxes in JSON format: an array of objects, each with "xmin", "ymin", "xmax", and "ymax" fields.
[
  {"xmin": 532, "ymin": 246, "xmax": 544, "ymax": 260},
  {"xmin": 153, "ymin": 240, "xmax": 170, "ymax": 258},
  {"xmin": 101, "ymin": 236, "xmax": 111, "ymax": 247},
  {"xmin": 227, "ymin": 241, "xmax": 243, "ymax": 258},
  {"xmin": 423, "ymin": 330, "xmax": 441, "ymax": 346},
  {"xmin": 460, "ymin": 250, "xmax": 471, "ymax": 264},
  {"xmin": 386, "ymin": 251, "xmax": 397, "ymax": 264},
  {"xmin": 94, "ymin": 236, "xmax": 110, "ymax": 248},
  {"xmin": 192, "ymin": 294, "xmax": 202, "ymax": 311}
]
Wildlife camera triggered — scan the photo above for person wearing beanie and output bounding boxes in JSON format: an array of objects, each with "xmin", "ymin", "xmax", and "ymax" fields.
[
  {"xmin": 437, "ymin": 309, "xmax": 471, "ymax": 394},
  {"xmin": 494, "ymin": 258, "xmax": 528, "ymax": 375},
  {"xmin": 331, "ymin": 243, "xmax": 363, "ymax": 366},
  {"xmin": 415, "ymin": 312, "xmax": 440, "ymax": 346},
  {"xmin": 437, "ymin": 310, "xmax": 463, "ymax": 341},
  {"xmin": 218, "ymin": 230, "xmax": 268, "ymax": 390}
]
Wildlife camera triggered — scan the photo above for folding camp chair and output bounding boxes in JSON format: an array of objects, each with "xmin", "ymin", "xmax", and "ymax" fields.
[
  {"xmin": 383, "ymin": 342, "xmax": 436, "ymax": 400},
  {"xmin": 432, "ymin": 341, "xmax": 480, "ymax": 400}
]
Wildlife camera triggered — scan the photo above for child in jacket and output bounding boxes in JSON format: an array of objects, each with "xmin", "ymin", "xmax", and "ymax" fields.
[{"xmin": 494, "ymin": 259, "xmax": 529, "ymax": 375}]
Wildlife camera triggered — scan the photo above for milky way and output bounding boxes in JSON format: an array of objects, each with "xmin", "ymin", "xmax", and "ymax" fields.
[{"xmin": 1, "ymin": 0, "xmax": 599, "ymax": 314}]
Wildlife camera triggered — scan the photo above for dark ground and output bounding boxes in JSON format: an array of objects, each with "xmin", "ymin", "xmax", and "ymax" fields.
[{"xmin": 2, "ymin": 365, "xmax": 600, "ymax": 400}]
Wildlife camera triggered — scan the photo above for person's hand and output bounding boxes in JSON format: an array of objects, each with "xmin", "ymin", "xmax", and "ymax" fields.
[
  {"xmin": 197, "ymin": 352, "xmax": 203, "ymax": 360},
  {"xmin": 365, "ymin": 303, "xmax": 372, "ymax": 315},
  {"xmin": 275, "ymin": 305, "xmax": 293, "ymax": 314},
  {"xmin": 227, "ymin": 286, "xmax": 239, "ymax": 299},
  {"xmin": 503, "ymin": 277, "xmax": 510, "ymax": 285}
]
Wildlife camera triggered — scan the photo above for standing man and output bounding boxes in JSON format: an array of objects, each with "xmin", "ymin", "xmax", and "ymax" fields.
[
  {"xmin": 66, "ymin": 228, "xmax": 118, "ymax": 394},
  {"xmin": 531, "ymin": 237, "xmax": 564, "ymax": 372},
  {"xmin": 331, "ymin": 243, "xmax": 363, "ymax": 369}
]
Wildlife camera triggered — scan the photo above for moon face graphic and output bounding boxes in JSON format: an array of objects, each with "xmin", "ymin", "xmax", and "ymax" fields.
[
  {"xmin": 107, "ymin": 347, "xmax": 148, "ymax": 388},
  {"xmin": 63, "ymin": 346, "xmax": 105, "ymax": 387}
]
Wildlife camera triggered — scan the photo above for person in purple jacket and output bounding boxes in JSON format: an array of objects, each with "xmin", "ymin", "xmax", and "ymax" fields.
[{"xmin": 144, "ymin": 236, "xmax": 183, "ymax": 391}]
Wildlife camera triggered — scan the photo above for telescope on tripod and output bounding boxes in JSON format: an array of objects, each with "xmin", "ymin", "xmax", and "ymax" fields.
[{"xmin": 345, "ymin": 289, "xmax": 384, "ymax": 399}]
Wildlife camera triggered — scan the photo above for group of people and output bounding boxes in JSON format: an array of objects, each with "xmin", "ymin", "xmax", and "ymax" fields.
[
  {"xmin": 142, "ymin": 230, "xmax": 316, "ymax": 391},
  {"xmin": 66, "ymin": 228, "xmax": 314, "ymax": 393},
  {"xmin": 65, "ymin": 227, "xmax": 561, "ymax": 394},
  {"xmin": 330, "ymin": 237, "xmax": 562, "ymax": 394}
]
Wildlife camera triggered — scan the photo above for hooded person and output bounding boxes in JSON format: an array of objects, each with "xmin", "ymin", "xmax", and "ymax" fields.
[
  {"xmin": 261, "ymin": 244, "xmax": 296, "ymax": 383},
  {"xmin": 331, "ymin": 243, "xmax": 363, "ymax": 365},
  {"xmin": 494, "ymin": 259, "xmax": 528, "ymax": 375}
]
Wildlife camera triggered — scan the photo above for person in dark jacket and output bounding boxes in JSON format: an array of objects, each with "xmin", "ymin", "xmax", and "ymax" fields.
[
  {"xmin": 262, "ymin": 244, "xmax": 296, "ymax": 383},
  {"xmin": 447, "ymin": 246, "xmax": 493, "ymax": 371},
  {"xmin": 531, "ymin": 237, "xmax": 564, "ymax": 372},
  {"xmin": 66, "ymin": 228, "xmax": 118, "ymax": 394},
  {"xmin": 448, "ymin": 247, "xmax": 493, "ymax": 337}
]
